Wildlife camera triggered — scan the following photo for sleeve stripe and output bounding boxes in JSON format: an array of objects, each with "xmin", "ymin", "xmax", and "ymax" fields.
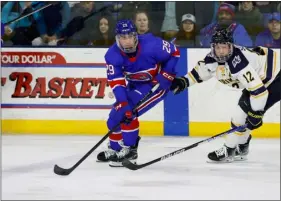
[
  {"xmin": 171, "ymin": 47, "xmax": 180, "ymax": 57},
  {"xmin": 109, "ymin": 79, "xmax": 126, "ymax": 89},
  {"xmin": 250, "ymin": 85, "xmax": 267, "ymax": 96},
  {"xmin": 108, "ymin": 77, "xmax": 125, "ymax": 82},
  {"xmin": 262, "ymin": 48, "xmax": 274, "ymax": 85},
  {"xmin": 264, "ymin": 51, "xmax": 278, "ymax": 88},
  {"xmin": 188, "ymin": 72, "xmax": 197, "ymax": 83},
  {"xmin": 248, "ymin": 83, "xmax": 263, "ymax": 91},
  {"xmin": 250, "ymin": 90, "xmax": 268, "ymax": 99},
  {"xmin": 190, "ymin": 68, "xmax": 203, "ymax": 83}
]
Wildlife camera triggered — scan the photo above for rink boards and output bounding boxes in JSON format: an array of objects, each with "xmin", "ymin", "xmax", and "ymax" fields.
[{"xmin": 1, "ymin": 47, "xmax": 280, "ymax": 137}]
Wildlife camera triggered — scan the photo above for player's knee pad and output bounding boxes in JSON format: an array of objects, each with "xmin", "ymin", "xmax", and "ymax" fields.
[
  {"xmin": 107, "ymin": 106, "xmax": 123, "ymax": 125},
  {"xmin": 107, "ymin": 116, "xmax": 120, "ymax": 131},
  {"xmin": 231, "ymin": 105, "xmax": 247, "ymax": 126},
  {"xmin": 226, "ymin": 105, "xmax": 250, "ymax": 147},
  {"xmin": 230, "ymin": 108, "xmax": 251, "ymax": 145}
]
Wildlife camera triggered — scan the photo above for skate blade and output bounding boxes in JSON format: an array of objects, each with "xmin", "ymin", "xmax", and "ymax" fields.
[
  {"xmin": 234, "ymin": 155, "xmax": 248, "ymax": 161},
  {"xmin": 206, "ymin": 158, "xmax": 234, "ymax": 164},
  {"xmin": 96, "ymin": 160, "xmax": 110, "ymax": 163},
  {"xmin": 109, "ymin": 159, "xmax": 137, "ymax": 167}
]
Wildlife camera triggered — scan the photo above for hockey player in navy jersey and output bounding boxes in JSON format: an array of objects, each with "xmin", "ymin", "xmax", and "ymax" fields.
[
  {"xmin": 170, "ymin": 29, "xmax": 280, "ymax": 163},
  {"xmin": 97, "ymin": 20, "xmax": 180, "ymax": 167}
]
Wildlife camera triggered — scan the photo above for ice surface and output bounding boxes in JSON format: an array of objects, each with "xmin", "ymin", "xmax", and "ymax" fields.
[{"xmin": 2, "ymin": 135, "xmax": 280, "ymax": 200}]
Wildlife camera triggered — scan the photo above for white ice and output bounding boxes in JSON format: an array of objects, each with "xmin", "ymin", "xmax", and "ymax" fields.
[{"xmin": 2, "ymin": 135, "xmax": 280, "ymax": 200}]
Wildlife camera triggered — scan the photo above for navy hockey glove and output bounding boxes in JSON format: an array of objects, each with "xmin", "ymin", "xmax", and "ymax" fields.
[
  {"xmin": 170, "ymin": 76, "xmax": 189, "ymax": 94},
  {"xmin": 114, "ymin": 101, "xmax": 133, "ymax": 124},
  {"xmin": 246, "ymin": 110, "xmax": 264, "ymax": 130},
  {"xmin": 152, "ymin": 71, "xmax": 175, "ymax": 90}
]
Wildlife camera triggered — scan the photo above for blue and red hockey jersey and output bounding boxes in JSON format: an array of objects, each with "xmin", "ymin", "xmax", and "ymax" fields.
[{"xmin": 104, "ymin": 33, "xmax": 180, "ymax": 103}]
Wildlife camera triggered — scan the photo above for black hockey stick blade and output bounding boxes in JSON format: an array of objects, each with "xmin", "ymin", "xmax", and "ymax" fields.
[
  {"xmin": 53, "ymin": 164, "xmax": 73, "ymax": 176},
  {"xmin": 122, "ymin": 159, "xmax": 144, "ymax": 171},
  {"xmin": 122, "ymin": 124, "xmax": 247, "ymax": 170},
  {"xmin": 53, "ymin": 83, "xmax": 160, "ymax": 176}
]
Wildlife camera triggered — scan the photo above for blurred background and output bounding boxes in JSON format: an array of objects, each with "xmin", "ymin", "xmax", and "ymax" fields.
[{"xmin": 1, "ymin": 1, "xmax": 280, "ymax": 48}]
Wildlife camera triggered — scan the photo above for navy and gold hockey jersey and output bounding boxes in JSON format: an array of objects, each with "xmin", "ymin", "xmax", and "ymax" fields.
[{"xmin": 184, "ymin": 45, "xmax": 280, "ymax": 111}]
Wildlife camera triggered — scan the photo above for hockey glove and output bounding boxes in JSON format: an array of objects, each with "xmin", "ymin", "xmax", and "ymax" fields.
[
  {"xmin": 152, "ymin": 71, "xmax": 175, "ymax": 90},
  {"xmin": 246, "ymin": 110, "xmax": 264, "ymax": 130},
  {"xmin": 114, "ymin": 101, "xmax": 133, "ymax": 124},
  {"xmin": 170, "ymin": 76, "xmax": 189, "ymax": 94}
]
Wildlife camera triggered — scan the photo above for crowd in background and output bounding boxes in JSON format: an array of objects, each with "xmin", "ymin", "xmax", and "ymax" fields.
[{"xmin": 1, "ymin": 1, "xmax": 280, "ymax": 48}]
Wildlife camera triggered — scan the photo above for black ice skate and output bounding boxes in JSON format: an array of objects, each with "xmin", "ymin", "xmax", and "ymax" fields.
[
  {"xmin": 109, "ymin": 137, "xmax": 140, "ymax": 167},
  {"xmin": 96, "ymin": 142, "xmax": 117, "ymax": 162},
  {"xmin": 234, "ymin": 135, "xmax": 252, "ymax": 161},
  {"xmin": 208, "ymin": 145, "xmax": 236, "ymax": 163}
]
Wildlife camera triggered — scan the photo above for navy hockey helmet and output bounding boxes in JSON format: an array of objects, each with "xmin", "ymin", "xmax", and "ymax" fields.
[
  {"xmin": 115, "ymin": 19, "xmax": 138, "ymax": 53},
  {"xmin": 211, "ymin": 28, "xmax": 234, "ymax": 63}
]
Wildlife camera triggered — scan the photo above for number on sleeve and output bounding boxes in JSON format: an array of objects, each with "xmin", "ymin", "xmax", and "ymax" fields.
[
  {"xmin": 162, "ymin": 40, "xmax": 171, "ymax": 54},
  {"xmin": 106, "ymin": 64, "xmax": 115, "ymax": 75},
  {"xmin": 243, "ymin": 71, "xmax": 255, "ymax": 83}
]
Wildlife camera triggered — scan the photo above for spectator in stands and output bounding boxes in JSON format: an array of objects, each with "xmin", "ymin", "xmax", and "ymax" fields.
[
  {"xmin": 175, "ymin": 14, "xmax": 199, "ymax": 47},
  {"xmin": 161, "ymin": 2, "xmax": 179, "ymax": 41},
  {"xmin": 199, "ymin": 3, "xmax": 252, "ymax": 47},
  {"xmin": 91, "ymin": 15, "xmax": 115, "ymax": 46},
  {"xmin": 32, "ymin": 2, "xmax": 70, "ymax": 46},
  {"xmin": 101, "ymin": 1, "xmax": 123, "ymax": 21},
  {"xmin": 117, "ymin": 2, "xmax": 152, "ymax": 21},
  {"xmin": 255, "ymin": 2, "xmax": 279, "ymax": 14},
  {"xmin": 134, "ymin": 11, "xmax": 150, "ymax": 34},
  {"xmin": 235, "ymin": 1, "xmax": 263, "ymax": 38},
  {"xmin": 255, "ymin": 13, "xmax": 280, "ymax": 48},
  {"xmin": 61, "ymin": 1, "xmax": 99, "ymax": 45},
  {"xmin": 176, "ymin": 1, "xmax": 217, "ymax": 30},
  {"xmin": 1, "ymin": 1, "xmax": 41, "ymax": 45}
]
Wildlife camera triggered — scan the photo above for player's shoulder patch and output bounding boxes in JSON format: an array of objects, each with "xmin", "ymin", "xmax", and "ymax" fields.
[{"xmin": 227, "ymin": 46, "xmax": 249, "ymax": 74}]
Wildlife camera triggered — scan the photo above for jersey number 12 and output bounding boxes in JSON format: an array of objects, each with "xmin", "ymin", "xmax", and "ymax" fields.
[{"xmin": 243, "ymin": 71, "xmax": 254, "ymax": 83}]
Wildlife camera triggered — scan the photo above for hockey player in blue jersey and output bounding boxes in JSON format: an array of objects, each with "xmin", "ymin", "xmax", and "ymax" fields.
[{"xmin": 97, "ymin": 20, "xmax": 180, "ymax": 167}]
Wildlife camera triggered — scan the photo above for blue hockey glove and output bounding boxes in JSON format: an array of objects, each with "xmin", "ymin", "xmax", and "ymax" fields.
[{"xmin": 152, "ymin": 70, "xmax": 175, "ymax": 90}]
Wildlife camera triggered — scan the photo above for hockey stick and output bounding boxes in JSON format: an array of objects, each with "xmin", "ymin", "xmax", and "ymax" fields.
[
  {"xmin": 122, "ymin": 124, "xmax": 247, "ymax": 170},
  {"xmin": 53, "ymin": 83, "xmax": 160, "ymax": 176},
  {"xmin": 4, "ymin": 3, "xmax": 53, "ymax": 26}
]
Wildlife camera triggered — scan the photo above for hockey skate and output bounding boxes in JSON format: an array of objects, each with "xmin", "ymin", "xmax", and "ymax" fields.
[
  {"xmin": 234, "ymin": 135, "xmax": 252, "ymax": 161},
  {"xmin": 96, "ymin": 141, "xmax": 117, "ymax": 162},
  {"xmin": 207, "ymin": 145, "xmax": 236, "ymax": 163},
  {"xmin": 109, "ymin": 137, "xmax": 140, "ymax": 167}
]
